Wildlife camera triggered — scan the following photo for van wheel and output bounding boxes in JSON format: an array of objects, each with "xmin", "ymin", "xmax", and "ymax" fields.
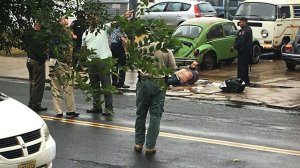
[
  {"xmin": 251, "ymin": 44, "xmax": 261, "ymax": 64},
  {"xmin": 286, "ymin": 62, "xmax": 296, "ymax": 70},
  {"xmin": 202, "ymin": 52, "xmax": 217, "ymax": 70}
]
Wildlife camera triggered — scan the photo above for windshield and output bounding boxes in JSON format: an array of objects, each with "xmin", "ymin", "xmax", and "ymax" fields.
[
  {"xmin": 173, "ymin": 25, "xmax": 203, "ymax": 38},
  {"xmin": 235, "ymin": 3, "xmax": 276, "ymax": 21}
]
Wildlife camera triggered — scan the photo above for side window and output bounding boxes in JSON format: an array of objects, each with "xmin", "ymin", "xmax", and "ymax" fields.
[
  {"xmin": 223, "ymin": 23, "xmax": 237, "ymax": 36},
  {"xmin": 278, "ymin": 6, "xmax": 291, "ymax": 19},
  {"xmin": 207, "ymin": 0, "xmax": 223, "ymax": 6},
  {"xmin": 294, "ymin": 6, "xmax": 300, "ymax": 18},
  {"xmin": 182, "ymin": 3, "xmax": 191, "ymax": 11},
  {"xmin": 166, "ymin": 2, "xmax": 182, "ymax": 12},
  {"xmin": 207, "ymin": 25, "xmax": 224, "ymax": 39},
  {"xmin": 149, "ymin": 3, "xmax": 167, "ymax": 12}
]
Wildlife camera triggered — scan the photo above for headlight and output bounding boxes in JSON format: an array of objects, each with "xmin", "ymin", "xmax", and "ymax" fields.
[
  {"xmin": 42, "ymin": 123, "xmax": 50, "ymax": 141},
  {"xmin": 261, "ymin": 29, "xmax": 268, "ymax": 38}
]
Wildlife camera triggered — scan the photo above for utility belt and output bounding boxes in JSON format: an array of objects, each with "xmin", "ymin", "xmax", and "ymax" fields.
[
  {"xmin": 28, "ymin": 55, "xmax": 46, "ymax": 64},
  {"xmin": 28, "ymin": 55, "xmax": 41, "ymax": 61}
]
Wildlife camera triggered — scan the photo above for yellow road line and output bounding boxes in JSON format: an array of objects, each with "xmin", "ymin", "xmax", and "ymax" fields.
[{"xmin": 41, "ymin": 115, "xmax": 300, "ymax": 157}]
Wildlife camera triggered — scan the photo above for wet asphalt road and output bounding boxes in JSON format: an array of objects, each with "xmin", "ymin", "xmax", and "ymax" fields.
[{"xmin": 1, "ymin": 78, "xmax": 300, "ymax": 168}]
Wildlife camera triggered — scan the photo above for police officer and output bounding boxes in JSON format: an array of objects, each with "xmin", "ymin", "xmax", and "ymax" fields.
[
  {"xmin": 234, "ymin": 17, "xmax": 253, "ymax": 85},
  {"xmin": 70, "ymin": 16, "xmax": 85, "ymax": 67},
  {"xmin": 134, "ymin": 42, "xmax": 176, "ymax": 155},
  {"xmin": 23, "ymin": 23, "xmax": 48, "ymax": 113}
]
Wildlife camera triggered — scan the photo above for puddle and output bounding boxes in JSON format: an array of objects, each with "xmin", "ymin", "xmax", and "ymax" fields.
[{"xmin": 248, "ymin": 83, "xmax": 293, "ymax": 89}]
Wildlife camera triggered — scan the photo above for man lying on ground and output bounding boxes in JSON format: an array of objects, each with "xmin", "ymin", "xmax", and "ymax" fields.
[{"xmin": 167, "ymin": 61, "xmax": 199, "ymax": 86}]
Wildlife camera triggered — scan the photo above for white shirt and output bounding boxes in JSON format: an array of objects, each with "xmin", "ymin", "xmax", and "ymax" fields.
[{"xmin": 82, "ymin": 23, "xmax": 112, "ymax": 60}]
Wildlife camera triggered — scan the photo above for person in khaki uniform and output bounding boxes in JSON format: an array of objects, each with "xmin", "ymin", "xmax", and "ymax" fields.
[
  {"xmin": 134, "ymin": 43, "xmax": 176, "ymax": 155},
  {"xmin": 49, "ymin": 16, "xmax": 79, "ymax": 118}
]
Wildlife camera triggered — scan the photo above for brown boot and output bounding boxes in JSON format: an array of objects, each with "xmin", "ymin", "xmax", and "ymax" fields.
[
  {"xmin": 145, "ymin": 148, "xmax": 156, "ymax": 155},
  {"xmin": 134, "ymin": 144, "xmax": 143, "ymax": 152}
]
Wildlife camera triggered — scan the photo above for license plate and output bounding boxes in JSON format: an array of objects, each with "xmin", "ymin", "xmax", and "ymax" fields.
[{"xmin": 18, "ymin": 160, "xmax": 36, "ymax": 168}]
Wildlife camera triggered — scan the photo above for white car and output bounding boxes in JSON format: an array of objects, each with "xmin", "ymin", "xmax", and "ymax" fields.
[
  {"xmin": 0, "ymin": 92, "xmax": 56, "ymax": 168},
  {"xmin": 141, "ymin": 0, "xmax": 217, "ymax": 27}
]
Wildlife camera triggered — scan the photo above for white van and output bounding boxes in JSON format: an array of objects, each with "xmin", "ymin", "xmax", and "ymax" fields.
[{"xmin": 233, "ymin": 0, "xmax": 300, "ymax": 51}]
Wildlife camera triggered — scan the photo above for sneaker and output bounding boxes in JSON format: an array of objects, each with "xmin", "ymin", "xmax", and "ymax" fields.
[
  {"xmin": 86, "ymin": 108, "xmax": 102, "ymax": 113},
  {"xmin": 66, "ymin": 112, "xmax": 80, "ymax": 118},
  {"xmin": 145, "ymin": 148, "xmax": 156, "ymax": 155},
  {"xmin": 102, "ymin": 108, "xmax": 114, "ymax": 116},
  {"xmin": 134, "ymin": 144, "xmax": 143, "ymax": 152},
  {"xmin": 56, "ymin": 114, "xmax": 63, "ymax": 118}
]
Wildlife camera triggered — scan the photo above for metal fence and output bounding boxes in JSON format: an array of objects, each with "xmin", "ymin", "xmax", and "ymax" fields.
[{"xmin": 95, "ymin": 0, "xmax": 129, "ymax": 18}]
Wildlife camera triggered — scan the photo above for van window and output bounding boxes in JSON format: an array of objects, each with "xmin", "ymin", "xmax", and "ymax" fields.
[
  {"xmin": 235, "ymin": 3, "xmax": 276, "ymax": 21},
  {"xmin": 294, "ymin": 6, "xmax": 300, "ymax": 18},
  {"xmin": 223, "ymin": 23, "xmax": 236, "ymax": 36},
  {"xmin": 278, "ymin": 6, "xmax": 291, "ymax": 19},
  {"xmin": 207, "ymin": 25, "xmax": 223, "ymax": 39},
  {"xmin": 149, "ymin": 2, "xmax": 167, "ymax": 12},
  {"xmin": 166, "ymin": 2, "xmax": 182, "ymax": 12}
]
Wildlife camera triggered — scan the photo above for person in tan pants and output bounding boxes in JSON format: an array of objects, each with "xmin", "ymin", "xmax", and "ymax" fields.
[{"xmin": 49, "ymin": 16, "xmax": 79, "ymax": 118}]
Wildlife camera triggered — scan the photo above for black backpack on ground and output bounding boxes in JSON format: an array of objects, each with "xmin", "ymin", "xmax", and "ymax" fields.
[{"xmin": 220, "ymin": 78, "xmax": 245, "ymax": 93}]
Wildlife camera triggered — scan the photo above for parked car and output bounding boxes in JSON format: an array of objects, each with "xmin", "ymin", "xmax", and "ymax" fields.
[
  {"xmin": 0, "ymin": 92, "xmax": 56, "ymax": 168},
  {"xmin": 172, "ymin": 17, "xmax": 261, "ymax": 69},
  {"xmin": 204, "ymin": 0, "xmax": 242, "ymax": 19},
  {"xmin": 281, "ymin": 28, "xmax": 300, "ymax": 70},
  {"xmin": 141, "ymin": 0, "xmax": 217, "ymax": 27}
]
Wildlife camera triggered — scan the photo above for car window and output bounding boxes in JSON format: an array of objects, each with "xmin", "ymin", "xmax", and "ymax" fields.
[
  {"xmin": 149, "ymin": 2, "xmax": 167, "ymax": 12},
  {"xmin": 229, "ymin": 0, "xmax": 239, "ymax": 7},
  {"xmin": 207, "ymin": 25, "xmax": 223, "ymax": 39},
  {"xmin": 278, "ymin": 6, "xmax": 291, "ymax": 19},
  {"xmin": 182, "ymin": 3, "xmax": 191, "ymax": 11},
  {"xmin": 166, "ymin": 2, "xmax": 182, "ymax": 12},
  {"xmin": 223, "ymin": 23, "xmax": 236, "ymax": 36},
  {"xmin": 173, "ymin": 25, "xmax": 203, "ymax": 38},
  {"xmin": 293, "ymin": 6, "xmax": 300, "ymax": 18},
  {"xmin": 197, "ymin": 3, "xmax": 216, "ymax": 13},
  {"xmin": 207, "ymin": 0, "xmax": 223, "ymax": 6}
]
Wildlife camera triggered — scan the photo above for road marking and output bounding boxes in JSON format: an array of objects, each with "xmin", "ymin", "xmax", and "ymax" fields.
[{"xmin": 41, "ymin": 115, "xmax": 300, "ymax": 157}]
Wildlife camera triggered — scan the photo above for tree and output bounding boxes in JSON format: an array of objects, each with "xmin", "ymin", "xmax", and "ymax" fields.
[{"xmin": 0, "ymin": 0, "xmax": 181, "ymax": 105}]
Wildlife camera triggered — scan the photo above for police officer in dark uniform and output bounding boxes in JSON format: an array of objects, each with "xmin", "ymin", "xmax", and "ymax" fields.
[
  {"xmin": 70, "ymin": 15, "xmax": 86, "ymax": 67},
  {"xmin": 23, "ymin": 23, "xmax": 48, "ymax": 112},
  {"xmin": 234, "ymin": 17, "xmax": 253, "ymax": 85}
]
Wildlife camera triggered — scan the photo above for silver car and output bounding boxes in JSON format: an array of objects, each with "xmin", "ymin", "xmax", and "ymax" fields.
[{"xmin": 141, "ymin": 0, "xmax": 217, "ymax": 27}]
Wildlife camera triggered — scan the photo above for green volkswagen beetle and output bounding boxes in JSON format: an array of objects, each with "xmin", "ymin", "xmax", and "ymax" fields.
[{"xmin": 173, "ymin": 17, "xmax": 261, "ymax": 70}]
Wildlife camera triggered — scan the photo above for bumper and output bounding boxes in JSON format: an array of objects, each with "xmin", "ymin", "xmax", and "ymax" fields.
[
  {"xmin": 0, "ymin": 136, "xmax": 56, "ymax": 168},
  {"xmin": 282, "ymin": 53, "xmax": 300, "ymax": 64},
  {"xmin": 175, "ymin": 57, "xmax": 195, "ymax": 66}
]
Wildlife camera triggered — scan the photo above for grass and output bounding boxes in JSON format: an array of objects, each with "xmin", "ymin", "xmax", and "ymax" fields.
[{"xmin": 0, "ymin": 48, "xmax": 26, "ymax": 57}]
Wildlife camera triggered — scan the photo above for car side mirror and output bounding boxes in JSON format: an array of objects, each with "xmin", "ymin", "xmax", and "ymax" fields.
[{"xmin": 145, "ymin": 8, "xmax": 150, "ymax": 12}]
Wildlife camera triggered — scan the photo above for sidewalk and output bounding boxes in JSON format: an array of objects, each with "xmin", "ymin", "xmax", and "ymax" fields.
[{"xmin": 1, "ymin": 55, "xmax": 300, "ymax": 110}]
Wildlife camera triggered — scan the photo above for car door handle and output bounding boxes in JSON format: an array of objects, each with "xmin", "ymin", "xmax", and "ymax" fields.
[
  {"xmin": 277, "ymin": 24, "xmax": 282, "ymax": 26},
  {"xmin": 176, "ymin": 15, "xmax": 180, "ymax": 17}
]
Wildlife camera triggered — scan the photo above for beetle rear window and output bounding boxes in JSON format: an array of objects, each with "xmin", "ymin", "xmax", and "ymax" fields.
[{"xmin": 173, "ymin": 25, "xmax": 202, "ymax": 38}]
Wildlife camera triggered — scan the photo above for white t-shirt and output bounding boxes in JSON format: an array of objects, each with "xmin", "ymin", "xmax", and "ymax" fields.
[{"xmin": 82, "ymin": 23, "xmax": 112, "ymax": 60}]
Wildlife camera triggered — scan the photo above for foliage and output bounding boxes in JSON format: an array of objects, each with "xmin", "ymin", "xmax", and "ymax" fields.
[{"xmin": 0, "ymin": 0, "xmax": 182, "ymax": 106}]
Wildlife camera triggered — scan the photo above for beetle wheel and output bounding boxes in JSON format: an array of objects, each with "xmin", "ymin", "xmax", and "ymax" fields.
[{"xmin": 203, "ymin": 52, "xmax": 217, "ymax": 70}]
